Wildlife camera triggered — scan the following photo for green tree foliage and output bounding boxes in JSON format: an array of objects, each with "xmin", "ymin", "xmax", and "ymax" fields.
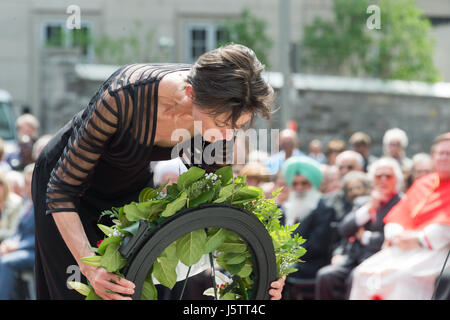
[
  {"xmin": 301, "ymin": 0, "xmax": 440, "ymax": 82},
  {"xmin": 93, "ymin": 21, "xmax": 167, "ymax": 65},
  {"xmin": 219, "ymin": 8, "xmax": 273, "ymax": 69}
]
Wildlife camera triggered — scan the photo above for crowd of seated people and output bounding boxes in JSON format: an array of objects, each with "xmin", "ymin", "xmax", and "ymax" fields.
[
  {"xmin": 206, "ymin": 126, "xmax": 449, "ymax": 301},
  {"xmin": 2, "ymin": 112, "xmax": 448, "ymax": 301},
  {"xmin": 0, "ymin": 113, "xmax": 52, "ymax": 299}
]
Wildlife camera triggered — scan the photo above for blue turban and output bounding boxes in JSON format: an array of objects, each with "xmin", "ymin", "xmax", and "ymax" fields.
[{"xmin": 282, "ymin": 156, "xmax": 323, "ymax": 189}]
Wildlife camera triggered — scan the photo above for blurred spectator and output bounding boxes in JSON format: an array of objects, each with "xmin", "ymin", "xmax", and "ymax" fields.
[
  {"xmin": 325, "ymin": 139, "xmax": 346, "ymax": 165},
  {"xmin": 327, "ymin": 171, "xmax": 372, "ymax": 258},
  {"xmin": 0, "ymin": 138, "xmax": 12, "ymax": 173},
  {"xmin": 316, "ymin": 157, "xmax": 403, "ymax": 300},
  {"xmin": 349, "ymin": 132, "xmax": 378, "ymax": 172},
  {"xmin": 308, "ymin": 139, "xmax": 327, "ymax": 164},
  {"xmin": 272, "ymin": 172, "xmax": 289, "ymax": 207},
  {"xmin": 32, "ymin": 134, "xmax": 53, "ymax": 162},
  {"xmin": 405, "ymin": 152, "xmax": 435, "ymax": 190},
  {"xmin": 319, "ymin": 165, "xmax": 341, "ymax": 194},
  {"xmin": 382, "ymin": 128, "xmax": 413, "ymax": 174},
  {"xmin": 7, "ymin": 114, "xmax": 40, "ymax": 171},
  {"xmin": 0, "ymin": 163, "xmax": 35, "ymax": 300},
  {"xmin": 335, "ymin": 150, "xmax": 364, "ymax": 178},
  {"xmin": 5, "ymin": 171, "xmax": 25, "ymax": 198},
  {"xmin": 16, "ymin": 114, "xmax": 39, "ymax": 140},
  {"xmin": 350, "ymin": 133, "xmax": 450, "ymax": 300},
  {"xmin": 0, "ymin": 170, "xmax": 23, "ymax": 241},
  {"xmin": 324, "ymin": 151, "xmax": 364, "ymax": 224},
  {"xmin": 281, "ymin": 156, "xmax": 335, "ymax": 284},
  {"xmin": 239, "ymin": 162, "xmax": 271, "ymax": 187},
  {"xmin": 341, "ymin": 171, "xmax": 371, "ymax": 205},
  {"xmin": 265, "ymin": 129, "xmax": 305, "ymax": 175},
  {"xmin": 152, "ymin": 158, "xmax": 187, "ymax": 191}
]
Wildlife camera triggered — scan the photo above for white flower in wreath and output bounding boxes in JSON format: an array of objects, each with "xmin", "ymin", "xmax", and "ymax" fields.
[{"xmin": 203, "ymin": 270, "xmax": 232, "ymax": 299}]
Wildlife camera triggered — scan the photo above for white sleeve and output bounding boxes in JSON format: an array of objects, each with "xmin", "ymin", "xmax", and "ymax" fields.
[
  {"xmin": 355, "ymin": 205, "xmax": 371, "ymax": 226},
  {"xmin": 384, "ymin": 223, "xmax": 404, "ymax": 241},
  {"xmin": 422, "ymin": 224, "xmax": 450, "ymax": 251}
]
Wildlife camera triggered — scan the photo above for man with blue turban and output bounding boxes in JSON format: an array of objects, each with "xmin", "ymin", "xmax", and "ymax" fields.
[{"xmin": 281, "ymin": 156, "xmax": 336, "ymax": 299}]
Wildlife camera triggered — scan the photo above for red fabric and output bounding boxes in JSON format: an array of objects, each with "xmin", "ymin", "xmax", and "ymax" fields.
[
  {"xmin": 384, "ymin": 173, "xmax": 450, "ymax": 230},
  {"xmin": 287, "ymin": 120, "xmax": 298, "ymax": 132}
]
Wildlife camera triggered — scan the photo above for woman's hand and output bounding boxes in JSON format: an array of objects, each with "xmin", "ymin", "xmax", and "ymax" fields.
[
  {"xmin": 268, "ymin": 276, "xmax": 286, "ymax": 300},
  {"xmin": 82, "ymin": 265, "xmax": 135, "ymax": 300}
]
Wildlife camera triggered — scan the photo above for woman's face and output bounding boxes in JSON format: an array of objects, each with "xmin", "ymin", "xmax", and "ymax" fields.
[
  {"xmin": 345, "ymin": 179, "xmax": 368, "ymax": 202},
  {"xmin": 373, "ymin": 165, "xmax": 397, "ymax": 199},
  {"xmin": 192, "ymin": 105, "xmax": 252, "ymax": 143}
]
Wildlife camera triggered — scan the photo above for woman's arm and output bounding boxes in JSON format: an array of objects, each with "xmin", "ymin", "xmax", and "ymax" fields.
[{"xmin": 52, "ymin": 211, "xmax": 135, "ymax": 300}]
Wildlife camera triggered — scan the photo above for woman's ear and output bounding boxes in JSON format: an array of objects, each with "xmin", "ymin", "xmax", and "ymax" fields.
[{"xmin": 185, "ymin": 84, "xmax": 195, "ymax": 101}]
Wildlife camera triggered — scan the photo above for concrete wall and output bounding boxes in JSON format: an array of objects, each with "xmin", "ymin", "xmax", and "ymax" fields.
[{"xmin": 0, "ymin": 0, "xmax": 449, "ymax": 137}]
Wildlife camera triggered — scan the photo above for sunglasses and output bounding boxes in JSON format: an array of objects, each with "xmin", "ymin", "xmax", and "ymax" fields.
[{"xmin": 339, "ymin": 165, "xmax": 355, "ymax": 170}]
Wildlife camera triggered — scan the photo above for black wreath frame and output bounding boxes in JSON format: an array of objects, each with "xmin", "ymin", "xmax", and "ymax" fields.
[{"xmin": 118, "ymin": 203, "xmax": 277, "ymax": 300}]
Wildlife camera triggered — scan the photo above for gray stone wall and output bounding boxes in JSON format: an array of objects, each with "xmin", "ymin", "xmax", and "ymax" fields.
[
  {"xmin": 268, "ymin": 90, "xmax": 450, "ymax": 158},
  {"xmin": 39, "ymin": 55, "xmax": 450, "ymax": 159}
]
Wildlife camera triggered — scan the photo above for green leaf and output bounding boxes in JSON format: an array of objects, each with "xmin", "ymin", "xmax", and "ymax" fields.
[
  {"xmin": 226, "ymin": 260, "xmax": 245, "ymax": 275},
  {"xmin": 100, "ymin": 242, "xmax": 127, "ymax": 273},
  {"xmin": 213, "ymin": 184, "xmax": 234, "ymax": 203},
  {"xmin": 118, "ymin": 206, "xmax": 133, "ymax": 228},
  {"xmin": 165, "ymin": 184, "xmax": 180, "ymax": 200},
  {"xmin": 86, "ymin": 288, "xmax": 103, "ymax": 300},
  {"xmin": 215, "ymin": 166, "xmax": 233, "ymax": 185},
  {"xmin": 123, "ymin": 202, "xmax": 145, "ymax": 222},
  {"xmin": 231, "ymin": 186, "xmax": 261, "ymax": 204},
  {"xmin": 153, "ymin": 256, "xmax": 178, "ymax": 289},
  {"xmin": 97, "ymin": 236, "xmax": 123, "ymax": 255},
  {"xmin": 141, "ymin": 270, "xmax": 158, "ymax": 300},
  {"xmin": 224, "ymin": 252, "xmax": 247, "ymax": 265},
  {"xmin": 177, "ymin": 167, "xmax": 205, "ymax": 191},
  {"xmin": 236, "ymin": 262, "xmax": 253, "ymax": 278},
  {"xmin": 161, "ymin": 241, "xmax": 177, "ymax": 259},
  {"xmin": 80, "ymin": 255, "xmax": 102, "ymax": 267},
  {"xmin": 161, "ymin": 191, "xmax": 187, "ymax": 217},
  {"xmin": 138, "ymin": 187, "xmax": 156, "ymax": 202},
  {"xmin": 119, "ymin": 221, "xmax": 140, "ymax": 236},
  {"xmin": 189, "ymin": 188, "xmax": 214, "ymax": 207},
  {"xmin": 204, "ymin": 228, "xmax": 227, "ymax": 253},
  {"xmin": 124, "ymin": 200, "xmax": 168, "ymax": 222},
  {"xmin": 97, "ymin": 224, "xmax": 114, "ymax": 237},
  {"xmin": 217, "ymin": 241, "xmax": 247, "ymax": 254},
  {"xmin": 176, "ymin": 229, "xmax": 207, "ymax": 266},
  {"xmin": 221, "ymin": 292, "xmax": 237, "ymax": 300},
  {"xmin": 67, "ymin": 281, "xmax": 91, "ymax": 296}
]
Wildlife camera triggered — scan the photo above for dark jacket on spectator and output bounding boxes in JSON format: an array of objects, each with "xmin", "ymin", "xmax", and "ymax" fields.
[
  {"xmin": 282, "ymin": 199, "xmax": 336, "ymax": 279},
  {"xmin": 338, "ymin": 194, "xmax": 401, "ymax": 265}
]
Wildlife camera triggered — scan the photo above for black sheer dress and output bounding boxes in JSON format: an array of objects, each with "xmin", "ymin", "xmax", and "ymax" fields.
[{"xmin": 31, "ymin": 63, "xmax": 230, "ymax": 299}]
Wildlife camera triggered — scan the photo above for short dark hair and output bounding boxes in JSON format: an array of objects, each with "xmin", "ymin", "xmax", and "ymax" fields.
[{"xmin": 186, "ymin": 43, "xmax": 275, "ymax": 128}]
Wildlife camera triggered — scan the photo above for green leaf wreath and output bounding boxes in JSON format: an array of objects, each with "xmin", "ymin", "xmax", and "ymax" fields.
[{"xmin": 68, "ymin": 166, "xmax": 306, "ymax": 300}]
